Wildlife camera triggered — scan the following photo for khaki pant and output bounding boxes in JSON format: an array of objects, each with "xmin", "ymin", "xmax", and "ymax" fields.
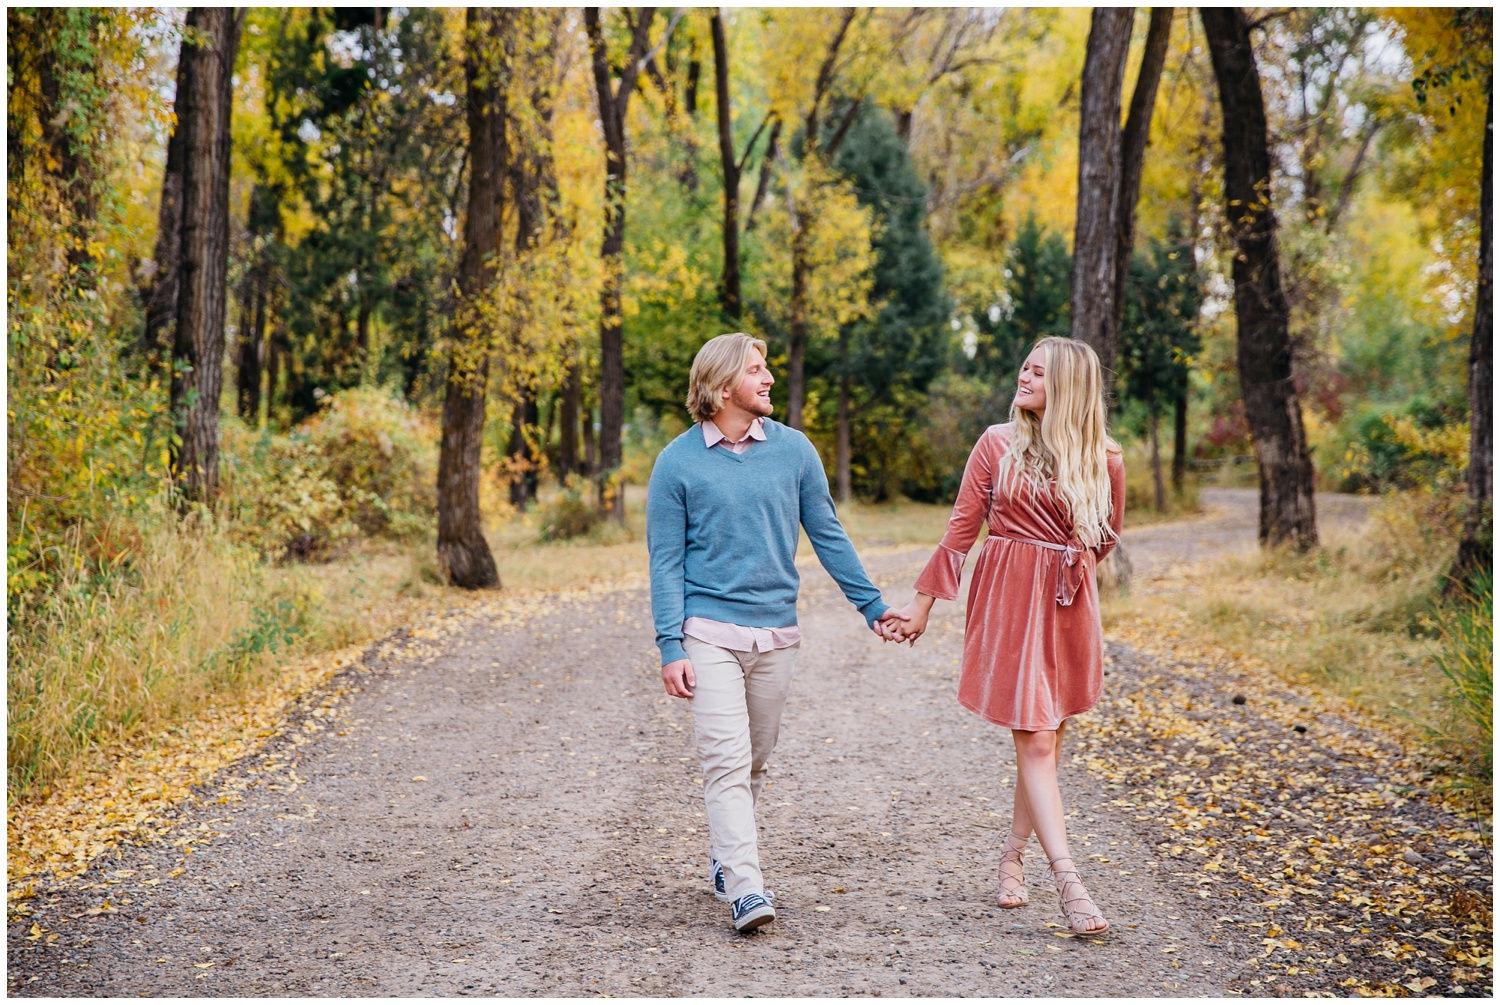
[{"xmin": 681, "ymin": 635, "xmax": 800, "ymax": 902}]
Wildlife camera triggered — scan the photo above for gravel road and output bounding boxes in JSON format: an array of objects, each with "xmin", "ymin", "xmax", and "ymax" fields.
[{"xmin": 9, "ymin": 489, "xmax": 1487, "ymax": 997}]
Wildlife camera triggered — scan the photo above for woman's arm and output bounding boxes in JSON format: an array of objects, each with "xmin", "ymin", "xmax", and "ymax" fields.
[
  {"xmin": 911, "ymin": 428, "xmax": 999, "ymax": 601},
  {"xmin": 1095, "ymin": 449, "xmax": 1127, "ymax": 562}
]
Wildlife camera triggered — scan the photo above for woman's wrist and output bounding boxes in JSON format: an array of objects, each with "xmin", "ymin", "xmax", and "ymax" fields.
[{"xmin": 912, "ymin": 592, "xmax": 936, "ymax": 614}]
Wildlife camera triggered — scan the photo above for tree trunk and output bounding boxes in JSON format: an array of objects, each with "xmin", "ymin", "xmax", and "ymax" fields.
[
  {"xmin": 1148, "ymin": 382, "xmax": 1165, "ymax": 512},
  {"xmin": 436, "ymin": 7, "xmax": 506, "ymax": 590},
  {"xmin": 1201, "ymin": 7, "xmax": 1318, "ymax": 550},
  {"xmin": 835, "ymin": 357, "xmax": 852, "ymax": 504},
  {"xmin": 508, "ymin": 394, "xmax": 540, "ymax": 508},
  {"xmin": 1172, "ymin": 372, "xmax": 1188, "ymax": 494},
  {"xmin": 711, "ymin": 11, "xmax": 742, "ymax": 321},
  {"xmin": 744, "ymin": 118, "xmax": 780, "ymax": 233},
  {"xmin": 1449, "ymin": 81, "xmax": 1493, "ymax": 589},
  {"xmin": 1069, "ymin": 7, "xmax": 1134, "ymax": 382},
  {"xmin": 787, "ymin": 223, "xmax": 809, "ymax": 429},
  {"xmin": 582, "ymin": 400, "xmax": 597, "ymax": 476},
  {"xmin": 1111, "ymin": 8, "xmax": 1174, "ymax": 360},
  {"xmin": 266, "ymin": 324, "xmax": 283, "ymax": 423},
  {"xmin": 34, "ymin": 9, "xmax": 102, "ymax": 278},
  {"xmin": 585, "ymin": 7, "xmax": 658, "ymax": 523},
  {"xmin": 169, "ymin": 7, "xmax": 242, "ymax": 505},
  {"xmin": 559, "ymin": 361, "xmax": 581, "ymax": 477},
  {"xmin": 143, "ymin": 58, "xmax": 187, "ymax": 365},
  {"xmin": 235, "ymin": 266, "xmax": 265, "ymax": 423}
]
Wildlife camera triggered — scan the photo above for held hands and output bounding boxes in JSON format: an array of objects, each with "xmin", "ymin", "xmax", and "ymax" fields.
[{"xmin": 874, "ymin": 595, "xmax": 934, "ymax": 646}]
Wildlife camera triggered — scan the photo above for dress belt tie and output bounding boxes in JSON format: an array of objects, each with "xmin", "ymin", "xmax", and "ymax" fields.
[{"xmin": 987, "ymin": 534, "xmax": 1087, "ymax": 607}]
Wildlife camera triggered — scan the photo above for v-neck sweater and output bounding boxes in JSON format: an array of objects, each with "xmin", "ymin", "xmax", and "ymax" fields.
[{"xmin": 646, "ymin": 417, "xmax": 889, "ymax": 665}]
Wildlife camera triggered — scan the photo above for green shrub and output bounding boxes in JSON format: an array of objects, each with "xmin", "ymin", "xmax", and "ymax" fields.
[
  {"xmin": 301, "ymin": 387, "xmax": 438, "ymax": 539},
  {"xmin": 219, "ymin": 388, "xmax": 440, "ymax": 560}
]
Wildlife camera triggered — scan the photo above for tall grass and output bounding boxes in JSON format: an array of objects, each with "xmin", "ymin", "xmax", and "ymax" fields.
[
  {"xmin": 1430, "ymin": 569, "xmax": 1492, "ymax": 780},
  {"xmin": 7, "ymin": 507, "xmax": 305, "ymax": 798}
]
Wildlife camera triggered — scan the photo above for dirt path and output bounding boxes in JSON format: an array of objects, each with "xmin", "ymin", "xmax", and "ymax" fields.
[{"xmin": 8, "ymin": 490, "xmax": 1488, "ymax": 997}]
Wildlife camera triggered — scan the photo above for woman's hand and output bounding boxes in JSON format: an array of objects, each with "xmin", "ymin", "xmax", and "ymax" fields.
[{"xmin": 884, "ymin": 594, "xmax": 935, "ymax": 646}]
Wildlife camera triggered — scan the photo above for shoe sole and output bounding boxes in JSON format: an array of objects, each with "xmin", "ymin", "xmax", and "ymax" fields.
[{"xmin": 733, "ymin": 906, "xmax": 776, "ymax": 932}]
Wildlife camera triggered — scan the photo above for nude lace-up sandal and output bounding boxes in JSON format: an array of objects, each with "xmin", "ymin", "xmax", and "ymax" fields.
[
  {"xmin": 996, "ymin": 831, "xmax": 1029, "ymax": 909},
  {"xmin": 1049, "ymin": 855, "xmax": 1109, "ymax": 934}
]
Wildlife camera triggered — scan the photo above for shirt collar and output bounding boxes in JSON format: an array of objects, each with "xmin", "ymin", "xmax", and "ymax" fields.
[{"xmin": 702, "ymin": 416, "xmax": 766, "ymax": 447}]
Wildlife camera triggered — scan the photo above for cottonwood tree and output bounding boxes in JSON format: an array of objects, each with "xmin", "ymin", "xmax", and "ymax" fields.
[
  {"xmin": 1069, "ymin": 7, "xmax": 1134, "ymax": 384},
  {"xmin": 584, "ymin": 6, "xmax": 673, "ymax": 522},
  {"xmin": 709, "ymin": 10, "xmax": 775, "ymax": 322},
  {"xmin": 1201, "ymin": 6, "xmax": 1318, "ymax": 550},
  {"xmin": 169, "ymin": 7, "xmax": 244, "ymax": 503},
  {"xmin": 436, "ymin": 8, "xmax": 508, "ymax": 590}
]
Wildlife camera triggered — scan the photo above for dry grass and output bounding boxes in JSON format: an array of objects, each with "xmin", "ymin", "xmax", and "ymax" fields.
[{"xmin": 1102, "ymin": 491, "xmax": 1484, "ymax": 789}]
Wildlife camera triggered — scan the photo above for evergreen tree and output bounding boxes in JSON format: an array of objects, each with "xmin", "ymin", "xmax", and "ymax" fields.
[
  {"xmin": 1119, "ymin": 219, "xmax": 1203, "ymax": 508},
  {"xmin": 821, "ymin": 102, "xmax": 951, "ymax": 500},
  {"xmin": 970, "ymin": 214, "xmax": 1071, "ymax": 397}
]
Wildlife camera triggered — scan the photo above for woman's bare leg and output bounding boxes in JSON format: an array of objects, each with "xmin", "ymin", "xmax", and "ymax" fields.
[
  {"xmin": 1010, "ymin": 724, "xmax": 1106, "ymax": 932},
  {"xmin": 998, "ymin": 719, "xmax": 1068, "ymax": 902}
]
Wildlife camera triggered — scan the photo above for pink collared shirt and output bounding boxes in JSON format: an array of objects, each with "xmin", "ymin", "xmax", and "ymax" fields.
[{"xmin": 681, "ymin": 417, "xmax": 803, "ymax": 653}]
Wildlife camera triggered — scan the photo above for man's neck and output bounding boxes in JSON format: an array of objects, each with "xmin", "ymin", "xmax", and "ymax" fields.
[{"xmin": 711, "ymin": 409, "xmax": 756, "ymax": 443}]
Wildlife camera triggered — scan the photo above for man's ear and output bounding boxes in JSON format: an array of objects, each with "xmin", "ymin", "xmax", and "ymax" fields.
[{"xmin": 720, "ymin": 383, "xmax": 733, "ymax": 402}]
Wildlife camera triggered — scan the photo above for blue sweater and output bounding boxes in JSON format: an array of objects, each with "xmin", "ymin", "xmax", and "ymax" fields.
[{"xmin": 646, "ymin": 419, "xmax": 890, "ymax": 665}]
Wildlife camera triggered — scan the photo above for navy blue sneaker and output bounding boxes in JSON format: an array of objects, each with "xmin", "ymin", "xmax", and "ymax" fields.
[
  {"xmin": 731, "ymin": 892, "xmax": 776, "ymax": 932},
  {"xmin": 709, "ymin": 859, "xmax": 730, "ymax": 902}
]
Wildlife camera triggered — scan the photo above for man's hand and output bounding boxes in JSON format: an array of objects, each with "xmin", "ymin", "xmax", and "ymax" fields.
[
  {"xmin": 879, "ymin": 596, "xmax": 933, "ymax": 646},
  {"xmin": 874, "ymin": 607, "xmax": 911, "ymax": 643},
  {"xmin": 661, "ymin": 658, "xmax": 696, "ymax": 698}
]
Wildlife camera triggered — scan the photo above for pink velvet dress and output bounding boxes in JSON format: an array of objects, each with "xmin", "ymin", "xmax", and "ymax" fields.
[{"xmin": 913, "ymin": 423, "xmax": 1126, "ymax": 731}]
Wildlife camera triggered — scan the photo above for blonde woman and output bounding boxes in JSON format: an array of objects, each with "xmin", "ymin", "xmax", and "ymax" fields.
[{"xmin": 885, "ymin": 336, "xmax": 1124, "ymax": 935}]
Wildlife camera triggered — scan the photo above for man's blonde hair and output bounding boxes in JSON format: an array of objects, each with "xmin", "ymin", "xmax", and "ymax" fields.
[{"xmin": 686, "ymin": 332, "xmax": 768, "ymax": 423}]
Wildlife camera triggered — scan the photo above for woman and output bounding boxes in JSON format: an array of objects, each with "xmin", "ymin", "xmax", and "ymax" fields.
[{"xmin": 885, "ymin": 336, "xmax": 1124, "ymax": 935}]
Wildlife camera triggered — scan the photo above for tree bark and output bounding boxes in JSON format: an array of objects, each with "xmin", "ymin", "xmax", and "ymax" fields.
[
  {"xmin": 1111, "ymin": 9, "xmax": 1174, "ymax": 365},
  {"xmin": 1172, "ymin": 372, "xmax": 1189, "ymax": 494},
  {"xmin": 1070, "ymin": 7, "xmax": 1134, "ymax": 382},
  {"xmin": 835, "ymin": 345, "xmax": 852, "ymax": 504},
  {"xmin": 508, "ymin": 395, "xmax": 540, "ymax": 508},
  {"xmin": 1148, "ymin": 382, "xmax": 1166, "ymax": 512},
  {"xmin": 436, "ymin": 7, "xmax": 506, "ymax": 590},
  {"xmin": 1449, "ymin": 80, "xmax": 1493, "ymax": 589},
  {"xmin": 744, "ymin": 118, "xmax": 780, "ymax": 233},
  {"xmin": 585, "ymin": 7, "xmax": 658, "ymax": 523},
  {"xmin": 711, "ymin": 11, "xmax": 743, "ymax": 320},
  {"xmin": 1202, "ymin": 7, "xmax": 1318, "ymax": 550},
  {"xmin": 559, "ymin": 361, "xmax": 581, "ymax": 477},
  {"xmin": 506, "ymin": 17, "xmax": 560, "ymax": 508},
  {"xmin": 169, "ymin": 7, "xmax": 242, "ymax": 504},
  {"xmin": 235, "ymin": 263, "xmax": 265, "ymax": 423},
  {"xmin": 143, "ymin": 56, "xmax": 186, "ymax": 365}
]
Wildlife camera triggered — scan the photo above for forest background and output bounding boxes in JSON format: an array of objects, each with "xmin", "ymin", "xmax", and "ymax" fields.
[{"xmin": 6, "ymin": 8, "xmax": 1492, "ymax": 814}]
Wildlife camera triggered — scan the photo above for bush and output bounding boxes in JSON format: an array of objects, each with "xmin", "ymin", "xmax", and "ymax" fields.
[
  {"xmin": 301, "ymin": 387, "xmax": 438, "ymax": 539},
  {"xmin": 536, "ymin": 476, "xmax": 600, "ymax": 541},
  {"xmin": 219, "ymin": 388, "xmax": 439, "ymax": 560},
  {"xmin": 1335, "ymin": 397, "xmax": 1468, "ymax": 493}
]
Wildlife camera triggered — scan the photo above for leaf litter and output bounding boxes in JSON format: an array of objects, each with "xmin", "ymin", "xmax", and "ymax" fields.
[{"xmin": 1079, "ymin": 606, "xmax": 1492, "ymax": 998}]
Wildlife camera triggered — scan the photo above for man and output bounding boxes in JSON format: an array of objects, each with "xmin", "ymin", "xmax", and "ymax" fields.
[{"xmin": 647, "ymin": 332, "xmax": 906, "ymax": 932}]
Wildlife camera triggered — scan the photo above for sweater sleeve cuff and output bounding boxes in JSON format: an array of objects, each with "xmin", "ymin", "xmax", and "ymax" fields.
[
  {"xmin": 913, "ymin": 543, "xmax": 966, "ymax": 601},
  {"xmin": 659, "ymin": 639, "xmax": 688, "ymax": 665},
  {"xmin": 860, "ymin": 598, "xmax": 891, "ymax": 629}
]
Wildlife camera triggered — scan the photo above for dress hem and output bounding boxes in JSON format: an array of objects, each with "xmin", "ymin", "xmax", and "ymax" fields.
[{"xmin": 956, "ymin": 694, "xmax": 1100, "ymax": 732}]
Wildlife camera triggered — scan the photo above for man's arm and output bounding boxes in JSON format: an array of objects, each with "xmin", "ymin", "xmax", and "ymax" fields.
[
  {"xmin": 795, "ymin": 439, "xmax": 890, "ymax": 628},
  {"xmin": 646, "ymin": 460, "xmax": 691, "ymax": 666}
]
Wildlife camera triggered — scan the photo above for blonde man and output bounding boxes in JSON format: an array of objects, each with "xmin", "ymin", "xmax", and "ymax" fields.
[{"xmin": 646, "ymin": 332, "xmax": 906, "ymax": 932}]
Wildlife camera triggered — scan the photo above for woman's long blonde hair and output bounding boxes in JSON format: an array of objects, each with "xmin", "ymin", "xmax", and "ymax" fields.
[{"xmin": 993, "ymin": 336, "xmax": 1120, "ymax": 548}]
